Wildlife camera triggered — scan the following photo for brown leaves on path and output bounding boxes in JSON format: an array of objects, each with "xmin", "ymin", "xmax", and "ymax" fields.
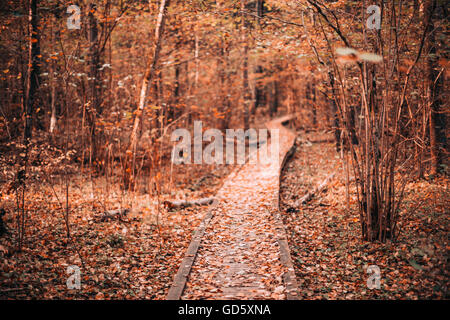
[{"xmin": 181, "ymin": 119, "xmax": 296, "ymax": 300}]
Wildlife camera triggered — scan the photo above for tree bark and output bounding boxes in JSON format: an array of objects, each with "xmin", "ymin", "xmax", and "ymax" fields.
[
  {"xmin": 86, "ymin": 3, "xmax": 103, "ymax": 161},
  {"xmin": 124, "ymin": 0, "xmax": 171, "ymax": 189},
  {"xmin": 241, "ymin": 0, "xmax": 250, "ymax": 130},
  {"xmin": 24, "ymin": 0, "xmax": 40, "ymax": 143},
  {"xmin": 256, "ymin": 0, "xmax": 265, "ymax": 22},
  {"xmin": 251, "ymin": 0, "xmax": 264, "ymax": 116},
  {"xmin": 269, "ymin": 80, "xmax": 278, "ymax": 117},
  {"xmin": 424, "ymin": 0, "xmax": 446, "ymax": 175},
  {"xmin": 327, "ymin": 72, "xmax": 340, "ymax": 152},
  {"xmin": 49, "ymin": 15, "xmax": 57, "ymax": 134},
  {"xmin": 311, "ymin": 83, "xmax": 317, "ymax": 127}
]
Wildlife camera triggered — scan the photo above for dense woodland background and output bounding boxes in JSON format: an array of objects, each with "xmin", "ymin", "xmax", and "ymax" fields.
[{"xmin": 0, "ymin": 0, "xmax": 448, "ymax": 299}]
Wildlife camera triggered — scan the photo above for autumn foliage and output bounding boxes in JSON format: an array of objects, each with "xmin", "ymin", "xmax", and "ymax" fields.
[{"xmin": 0, "ymin": 0, "xmax": 448, "ymax": 300}]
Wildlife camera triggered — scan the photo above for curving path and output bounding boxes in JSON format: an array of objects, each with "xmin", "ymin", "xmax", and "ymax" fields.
[{"xmin": 167, "ymin": 116, "xmax": 298, "ymax": 300}]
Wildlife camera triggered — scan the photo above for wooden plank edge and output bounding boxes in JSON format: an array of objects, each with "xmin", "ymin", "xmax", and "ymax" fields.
[
  {"xmin": 166, "ymin": 160, "xmax": 250, "ymax": 300},
  {"xmin": 166, "ymin": 199, "xmax": 218, "ymax": 300},
  {"xmin": 270, "ymin": 118, "xmax": 300, "ymax": 300}
]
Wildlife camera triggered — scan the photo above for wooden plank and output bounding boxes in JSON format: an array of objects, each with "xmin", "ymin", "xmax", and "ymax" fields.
[
  {"xmin": 166, "ymin": 200, "xmax": 217, "ymax": 300},
  {"xmin": 267, "ymin": 116, "xmax": 300, "ymax": 300},
  {"xmin": 166, "ymin": 158, "xmax": 252, "ymax": 300},
  {"xmin": 166, "ymin": 115, "xmax": 299, "ymax": 300}
]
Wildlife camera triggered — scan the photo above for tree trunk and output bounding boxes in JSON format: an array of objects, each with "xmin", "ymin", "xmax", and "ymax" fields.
[
  {"xmin": 269, "ymin": 80, "xmax": 278, "ymax": 117},
  {"xmin": 241, "ymin": 0, "xmax": 250, "ymax": 130},
  {"xmin": 87, "ymin": 3, "xmax": 103, "ymax": 161},
  {"xmin": 256, "ymin": 0, "xmax": 265, "ymax": 22},
  {"xmin": 170, "ymin": 34, "xmax": 182, "ymax": 122},
  {"xmin": 328, "ymin": 72, "xmax": 340, "ymax": 152},
  {"xmin": 49, "ymin": 15, "xmax": 57, "ymax": 134},
  {"xmin": 252, "ymin": 0, "xmax": 264, "ymax": 116},
  {"xmin": 425, "ymin": 0, "xmax": 446, "ymax": 175},
  {"xmin": 24, "ymin": 0, "xmax": 40, "ymax": 143},
  {"xmin": 218, "ymin": 43, "xmax": 230, "ymax": 130},
  {"xmin": 171, "ymin": 62, "xmax": 180, "ymax": 122},
  {"xmin": 311, "ymin": 83, "xmax": 317, "ymax": 127},
  {"xmin": 306, "ymin": 82, "xmax": 317, "ymax": 127},
  {"xmin": 124, "ymin": 0, "xmax": 171, "ymax": 189},
  {"xmin": 194, "ymin": 31, "xmax": 200, "ymax": 113}
]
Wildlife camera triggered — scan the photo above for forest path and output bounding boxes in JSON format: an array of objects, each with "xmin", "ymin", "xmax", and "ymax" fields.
[{"xmin": 167, "ymin": 116, "xmax": 298, "ymax": 300}]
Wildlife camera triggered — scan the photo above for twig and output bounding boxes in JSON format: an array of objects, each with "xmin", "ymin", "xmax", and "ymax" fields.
[
  {"xmin": 295, "ymin": 173, "xmax": 335, "ymax": 206},
  {"xmin": 0, "ymin": 287, "xmax": 28, "ymax": 293}
]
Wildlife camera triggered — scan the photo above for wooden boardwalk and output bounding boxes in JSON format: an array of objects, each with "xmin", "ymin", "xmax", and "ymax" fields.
[{"xmin": 167, "ymin": 116, "xmax": 298, "ymax": 300}]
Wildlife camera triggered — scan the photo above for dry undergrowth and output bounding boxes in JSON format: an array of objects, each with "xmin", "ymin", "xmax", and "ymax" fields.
[
  {"xmin": 280, "ymin": 131, "xmax": 449, "ymax": 299},
  {"xmin": 0, "ymin": 160, "xmax": 234, "ymax": 299}
]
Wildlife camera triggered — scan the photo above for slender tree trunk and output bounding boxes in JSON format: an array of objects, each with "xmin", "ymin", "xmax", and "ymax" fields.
[
  {"xmin": 24, "ymin": 0, "xmax": 40, "ymax": 143},
  {"xmin": 256, "ymin": 0, "xmax": 265, "ymax": 23},
  {"xmin": 306, "ymin": 82, "xmax": 317, "ymax": 127},
  {"xmin": 269, "ymin": 80, "xmax": 278, "ymax": 117},
  {"xmin": 252, "ymin": 66, "xmax": 263, "ymax": 116},
  {"xmin": 194, "ymin": 32, "xmax": 199, "ymax": 104},
  {"xmin": 219, "ymin": 44, "xmax": 230, "ymax": 130},
  {"xmin": 425, "ymin": 0, "xmax": 446, "ymax": 175},
  {"xmin": 88, "ymin": 4, "xmax": 100, "ymax": 113},
  {"xmin": 16, "ymin": 0, "xmax": 40, "ymax": 250},
  {"xmin": 252, "ymin": 0, "xmax": 264, "ymax": 116},
  {"xmin": 170, "ymin": 30, "xmax": 182, "ymax": 123},
  {"xmin": 185, "ymin": 60, "xmax": 191, "ymax": 125},
  {"xmin": 87, "ymin": 3, "xmax": 103, "ymax": 161},
  {"xmin": 328, "ymin": 72, "xmax": 340, "ymax": 152},
  {"xmin": 311, "ymin": 83, "xmax": 317, "ymax": 127},
  {"xmin": 49, "ymin": 16, "xmax": 57, "ymax": 134},
  {"xmin": 171, "ymin": 62, "xmax": 180, "ymax": 121},
  {"xmin": 241, "ymin": 0, "xmax": 250, "ymax": 130},
  {"xmin": 215, "ymin": 0, "xmax": 230, "ymax": 130},
  {"xmin": 124, "ymin": 0, "xmax": 171, "ymax": 189},
  {"xmin": 157, "ymin": 70, "xmax": 164, "ymax": 127}
]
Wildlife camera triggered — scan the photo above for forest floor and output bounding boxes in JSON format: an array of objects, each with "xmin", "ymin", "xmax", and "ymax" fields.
[
  {"xmin": 0, "ymin": 156, "xmax": 235, "ymax": 299},
  {"xmin": 0, "ymin": 128, "xmax": 448, "ymax": 300},
  {"xmin": 280, "ymin": 131, "xmax": 449, "ymax": 299}
]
